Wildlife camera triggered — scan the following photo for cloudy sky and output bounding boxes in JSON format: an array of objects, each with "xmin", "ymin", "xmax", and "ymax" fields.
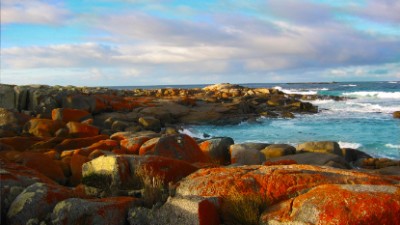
[{"xmin": 1, "ymin": 0, "xmax": 400, "ymax": 86}]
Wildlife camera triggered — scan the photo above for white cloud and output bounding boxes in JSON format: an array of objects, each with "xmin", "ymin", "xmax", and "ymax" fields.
[{"xmin": 1, "ymin": 0, "xmax": 69, "ymax": 25}]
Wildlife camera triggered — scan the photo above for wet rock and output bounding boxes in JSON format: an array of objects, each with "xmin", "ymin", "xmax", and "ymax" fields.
[
  {"xmin": 7, "ymin": 182, "xmax": 74, "ymax": 225},
  {"xmin": 260, "ymin": 144, "xmax": 296, "ymax": 159},
  {"xmin": 260, "ymin": 184, "xmax": 400, "ymax": 225},
  {"xmin": 198, "ymin": 137, "xmax": 234, "ymax": 165},
  {"xmin": 229, "ymin": 143, "xmax": 268, "ymax": 165},
  {"xmin": 51, "ymin": 197, "xmax": 138, "ymax": 225},
  {"xmin": 296, "ymin": 141, "xmax": 343, "ymax": 156}
]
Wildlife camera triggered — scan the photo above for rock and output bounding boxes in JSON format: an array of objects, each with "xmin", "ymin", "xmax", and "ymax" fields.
[
  {"xmin": 23, "ymin": 118, "xmax": 65, "ymax": 137},
  {"xmin": 229, "ymin": 143, "xmax": 268, "ymax": 165},
  {"xmin": 355, "ymin": 158, "xmax": 400, "ymax": 169},
  {"xmin": 260, "ymin": 184, "xmax": 400, "ymax": 225},
  {"xmin": 281, "ymin": 111, "xmax": 295, "ymax": 118},
  {"xmin": 341, "ymin": 148, "xmax": 372, "ymax": 162},
  {"xmin": 179, "ymin": 111, "xmax": 222, "ymax": 124},
  {"xmin": 0, "ymin": 136, "xmax": 44, "ymax": 151},
  {"xmin": 69, "ymin": 154, "xmax": 90, "ymax": 186},
  {"xmin": 7, "ymin": 182, "xmax": 74, "ymax": 225},
  {"xmin": 62, "ymin": 94, "xmax": 97, "ymax": 112},
  {"xmin": 0, "ymin": 108, "xmax": 30, "ymax": 137},
  {"xmin": 128, "ymin": 196, "xmax": 221, "ymax": 225},
  {"xmin": 393, "ymin": 111, "xmax": 400, "ymax": 119},
  {"xmin": 111, "ymin": 120, "xmax": 131, "ymax": 132},
  {"xmin": 176, "ymin": 164, "xmax": 398, "ymax": 224},
  {"xmin": 264, "ymin": 152, "xmax": 351, "ymax": 169},
  {"xmin": 203, "ymin": 83, "xmax": 244, "ymax": 92},
  {"xmin": 0, "ymin": 84, "xmax": 15, "ymax": 109},
  {"xmin": 110, "ymin": 131, "xmax": 159, "ymax": 141},
  {"xmin": 66, "ymin": 121, "xmax": 99, "ymax": 138},
  {"xmin": 52, "ymin": 108, "xmax": 91, "ymax": 122},
  {"xmin": 260, "ymin": 144, "xmax": 296, "ymax": 159},
  {"xmin": 121, "ymin": 136, "xmax": 151, "ymax": 154},
  {"xmin": 0, "ymin": 159, "xmax": 57, "ymax": 223},
  {"xmin": 55, "ymin": 135, "xmax": 109, "ymax": 151},
  {"xmin": 51, "ymin": 197, "xmax": 138, "ymax": 225},
  {"xmin": 296, "ymin": 141, "xmax": 343, "ymax": 156},
  {"xmin": 198, "ymin": 137, "xmax": 234, "ymax": 165},
  {"xmin": 21, "ymin": 152, "xmax": 67, "ymax": 184},
  {"xmin": 139, "ymin": 134, "xmax": 210, "ymax": 163},
  {"xmin": 138, "ymin": 116, "xmax": 161, "ymax": 132},
  {"xmin": 82, "ymin": 155, "xmax": 198, "ymax": 197}
]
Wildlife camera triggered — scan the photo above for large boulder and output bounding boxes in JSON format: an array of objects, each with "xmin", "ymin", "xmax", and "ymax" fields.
[
  {"xmin": 55, "ymin": 135, "xmax": 109, "ymax": 151},
  {"xmin": 62, "ymin": 94, "xmax": 97, "ymax": 112},
  {"xmin": 296, "ymin": 141, "xmax": 342, "ymax": 156},
  {"xmin": 51, "ymin": 197, "xmax": 138, "ymax": 225},
  {"xmin": 260, "ymin": 184, "xmax": 400, "ymax": 225},
  {"xmin": 176, "ymin": 164, "xmax": 398, "ymax": 224},
  {"xmin": 198, "ymin": 137, "xmax": 234, "ymax": 165},
  {"xmin": 0, "ymin": 136, "xmax": 44, "ymax": 151},
  {"xmin": 0, "ymin": 85, "xmax": 15, "ymax": 109},
  {"xmin": 139, "ymin": 134, "xmax": 210, "ymax": 163},
  {"xmin": 7, "ymin": 182, "xmax": 74, "ymax": 225},
  {"xmin": 138, "ymin": 116, "xmax": 161, "ymax": 132},
  {"xmin": 229, "ymin": 143, "xmax": 268, "ymax": 165},
  {"xmin": 121, "ymin": 136, "xmax": 151, "ymax": 154},
  {"xmin": 82, "ymin": 155, "xmax": 198, "ymax": 197}
]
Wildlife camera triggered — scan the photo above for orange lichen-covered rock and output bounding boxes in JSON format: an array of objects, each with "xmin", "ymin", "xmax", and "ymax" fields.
[
  {"xmin": 7, "ymin": 182, "xmax": 75, "ymax": 225},
  {"xmin": 55, "ymin": 135, "xmax": 108, "ymax": 151},
  {"xmin": 52, "ymin": 108, "xmax": 91, "ymax": 123},
  {"xmin": 121, "ymin": 136, "xmax": 150, "ymax": 154},
  {"xmin": 66, "ymin": 121, "xmax": 99, "ymax": 138},
  {"xmin": 110, "ymin": 131, "xmax": 159, "ymax": 141},
  {"xmin": 21, "ymin": 152, "xmax": 66, "ymax": 184},
  {"xmin": 69, "ymin": 154, "xmax": 89, "ymax": 186},
  {"xmin": 82, "ymin": 155, "xmax": 198, "ymax": 196},
  {"xmin": 138, "ymin": 137, "xmax": 160, "ymax": 155},
  {"xmin": 0, "ymin": 136, "xmax": 44, "ymax": 151},
  {"xmin": 51, "ymin": 197, "xmax": 138, "ymax": 225},
  {"xmin": 176, "ymin": 164, "xmax": 399, "ymax": 223},
  {"xmin": 23, "ymin": 118, "xmax": 65, "ymax": 137},
  {"xmin": 139, "ymin": 134, "xmax": 210, "ymax": 163},
  {"xmin": 86, "ymin": 139, "xmax": 119, "ymax": 152},
  {"xmin": 260, "ymin": 184, "xmax": 400, "ymax": 225}
]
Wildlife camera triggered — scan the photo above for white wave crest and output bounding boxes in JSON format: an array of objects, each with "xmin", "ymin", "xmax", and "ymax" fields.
[
  {"xmin": 340, "ymin": 84, "xmax": 357, "ymax": 87},
  {"xmin": 342, "ymin": 91, "xmax": 400, "ymax": 99},
  {"xmin": 179, "ymin": 128, "xmax": 207, "ymax": 139},
  {"xmin": 385, "ymin": 144, "xmax": 400, "ymax": 149},
  {"xmin": 338, "ymin": 141, "xmax": 362, "ymax": 149},
  {"xmin": 388, "ymin": 81, "xmax": 398, "ymax": 84},
  {"xmin": 273, "ymin": 86, "xmax": 328, "ymax": 95}
]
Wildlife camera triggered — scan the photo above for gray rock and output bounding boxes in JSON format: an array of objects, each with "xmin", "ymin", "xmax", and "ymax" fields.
[
  {"xmin": 138, "ymin": 116, "xmax": 161, "ymax": 132},
  {"xmin": 229, "ymin": 143, "xmax": 268, "ymax": 165},
  {"xmin": 296, "ymin": 141, "xmax": 343, "ymax": 156},
  {"xmin": 0, "ymin": 84, "xmax": 15, "ymax": 109},
  {"xmin": 198, "ymin": 137, "xmax": 234, "ymax": 165},
  {"xmin": 265, "ymin": 152, "xmax": 351, "ymax": 169},
  {"xmin": 261, "ymin": 144, "xmax": 296, "ymax": 159}
]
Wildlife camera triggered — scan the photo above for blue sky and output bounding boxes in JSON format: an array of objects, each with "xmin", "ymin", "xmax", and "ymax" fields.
[{"xmin": 1, "ymin": 0, "xmax": 400, "ymax": 86}]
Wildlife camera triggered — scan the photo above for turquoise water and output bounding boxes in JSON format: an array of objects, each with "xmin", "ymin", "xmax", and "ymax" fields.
[{"xmin": 179, "ymin": 81, "xmax": 400, "ymax": 159}]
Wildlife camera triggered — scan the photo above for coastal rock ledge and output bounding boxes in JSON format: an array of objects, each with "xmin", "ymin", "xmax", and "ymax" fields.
[{"xmin": 1, "ymin": 83, "xmax": 398, "ymax": 225}]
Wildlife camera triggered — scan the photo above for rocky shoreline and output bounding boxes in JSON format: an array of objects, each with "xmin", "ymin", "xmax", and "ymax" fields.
[{"xmin": 1, "ymin": 83, "xmax": 399, "ymax": 225}]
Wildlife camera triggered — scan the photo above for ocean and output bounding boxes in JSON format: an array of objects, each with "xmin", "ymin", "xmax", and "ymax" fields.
[{"xmin": 111, "ymin": 81, "xmax": 400, "ymax": 159}]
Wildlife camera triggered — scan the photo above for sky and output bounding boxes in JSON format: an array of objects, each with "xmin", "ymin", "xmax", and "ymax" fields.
[{"xmin": 1, "ymin": 0, "xmax": 400, "ymax": 86}]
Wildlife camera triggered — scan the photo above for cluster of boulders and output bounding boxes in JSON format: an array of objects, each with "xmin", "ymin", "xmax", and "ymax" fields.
[{"xmin": 1, "ymin": 83, "xmax": 400, "ymax": 225}]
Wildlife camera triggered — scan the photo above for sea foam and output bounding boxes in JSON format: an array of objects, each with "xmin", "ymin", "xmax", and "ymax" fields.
[{"xmin": 342, "ymin": 91, "xmax": 400, "ymax": 99}]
